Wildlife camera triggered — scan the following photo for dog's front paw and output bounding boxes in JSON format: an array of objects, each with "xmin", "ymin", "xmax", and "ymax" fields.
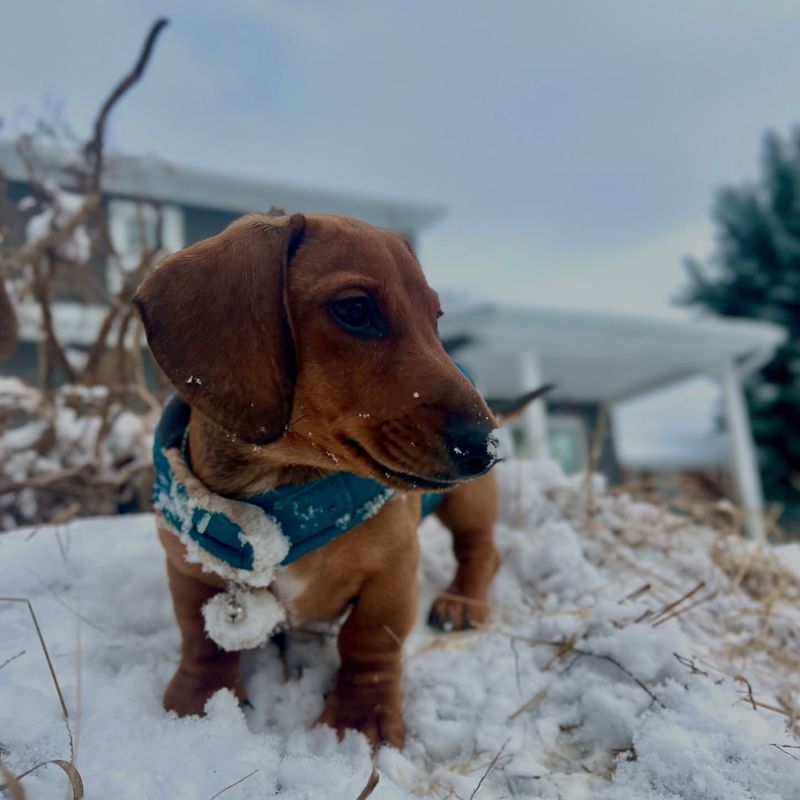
[
  {"xmin": 427, "ymin": 591, "xmax": 487, "ymax": 631},
  {"xmin": 163, "ymin": 666, "xmax": 245, "ymax": 717},
  {"xmin": 318, "ymin": 683, "xmax": 405, "ymax": 749}
]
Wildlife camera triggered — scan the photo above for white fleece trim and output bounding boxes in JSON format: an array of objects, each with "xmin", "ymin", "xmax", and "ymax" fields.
[
  {"xmin": 154, "ymin": 446, "xmax": 290, "ymax": 589},
  {"xmin": 201, "ymin": 589, "xmax": 286, "ymax": 651}
]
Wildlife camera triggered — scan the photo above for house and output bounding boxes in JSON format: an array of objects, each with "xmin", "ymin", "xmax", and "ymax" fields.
[
  {"xmin": 1, "ymin": 142, "xmax": 786, "ymax": 533},
  {"xmin": 438, "ymin": 302, "xmax": 785, "ymax": 535},
  {"xmin": 0, "ymin": 141, "xmax": 445, "ymax": 383}
]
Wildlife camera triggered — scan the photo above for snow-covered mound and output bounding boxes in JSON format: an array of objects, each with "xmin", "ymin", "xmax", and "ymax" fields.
[{"xmin": 1, "ymin": 461, "xmax": 799, "ymax": 799}]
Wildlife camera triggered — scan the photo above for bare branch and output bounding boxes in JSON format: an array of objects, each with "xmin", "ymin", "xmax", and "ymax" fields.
[
  {"xmin": 0, "ymin": 258, "xmax": 18, "ymax": 362},
  {"xmin": 83, "ymin": 18, "xmax": 169, "ymax": 191}
]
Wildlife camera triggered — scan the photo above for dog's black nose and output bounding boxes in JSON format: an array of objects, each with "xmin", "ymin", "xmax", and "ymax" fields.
[{"xmin": 443, "ymin": 423, "xmax": 499, "ymax": 478}]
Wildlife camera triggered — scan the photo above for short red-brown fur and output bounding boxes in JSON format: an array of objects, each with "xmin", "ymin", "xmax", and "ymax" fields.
[{"xmin": 134, "ymin": 213, "xmax": 502, "ymax": 748}]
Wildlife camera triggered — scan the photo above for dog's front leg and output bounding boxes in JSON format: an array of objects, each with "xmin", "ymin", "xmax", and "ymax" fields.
[
  {"xmin": 162, "ymin": 554, "xmax": 244, "ymax": 716},
  {"xmin": 428, "ymin": 472, "xmax": 500, "ymax": 631},
  {"xmin": 318, "ymin": 554, "xmax": 417, "ymax": 749}
]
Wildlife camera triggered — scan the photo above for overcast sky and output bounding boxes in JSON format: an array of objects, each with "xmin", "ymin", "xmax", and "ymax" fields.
[
  {"xmin": 5, "ymin": 0, "xmax": 800, "ymax": 319},
  {"xmin": 4, "ymin": 1, "xmax": 800, "ymax": 447}
]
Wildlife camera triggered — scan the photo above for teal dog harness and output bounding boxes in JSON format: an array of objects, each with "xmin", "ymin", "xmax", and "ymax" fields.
[
  {"xmin": 153, "ymin": 396, "xmax": 446, "ymax": 577},
  {"xmin": 151, "ymin": 382, "xmax": 468, "ymax": 650}
]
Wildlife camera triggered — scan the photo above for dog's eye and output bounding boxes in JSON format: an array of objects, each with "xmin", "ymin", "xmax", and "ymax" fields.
[{"xmin": 327, "ymin": 296, "xmax": 387, "ymax": 340}]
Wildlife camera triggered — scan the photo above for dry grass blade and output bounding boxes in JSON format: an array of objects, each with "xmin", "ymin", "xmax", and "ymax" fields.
[
  {"xmin": 652, "ymin": 590, "xmax": 716, "ymax": 628},
  {"xmin": 73, "ymin": 616, "xmax": 83, "ymax": 765},
  {"xmin": 618, "ymin": 583, "xmax": 651, "ymax": 604},
  {"xmin": 740, "ymin": 696, "xmax": 794, "ymax": 719},
  {"xmin": 543, "ymin": 635, "xmax": 576, "ymax": 671},
  {"xmin": 649, "ymin": 582, "xmax": 706, "ymax": 627},
  {"xmin": 0, "ymin": 762, "xmax": 25, "ymax": 800},
  {"xmin": 508, "ymin": 687, "xmax": 548, "ymax": 722},
  {"xmin": 468, "ymin": 739, "xmax": 509, "ymax": 799},
  {"xmin": 13, "ymin": 760, "xmax": 83, "ymax": 798},
  {"xmin": 735, "ymin": 675, "xmax": 758, "ymax": 711},
  {"xmin": 673, "ymin": 653, "xmax": 709, "ymax": 676},
  {"xmin": 582, "ymin": 406, "xmax": 608, "ymax": 517},
  {"xmin": 730, "ymin": 531, "xmax": 766, "ymax": 592},
  {"xmin": 208, "ymin": 768, "xmax": 258, "ymax": 799},
  {"xmin": 435, "ymin": 592, "xmax": 488, "ymax": 609},
  {"xmin": 382, "ymin": 624, "xmax": 402, "ymax": 647},
  {"xmin": 770, "ymin": 743, "xmax": 800, "ymax": 762},
  {"xmin": 354, "ymin": 767, "xmax": 380, "ymax": 800},
  {"xmin": 0, "ymin": 598, "xmax": 69, "ymax": 721},
  {"xmin": 0, "ymin": 650, "xmax": 26, "ymax": 672},
  {"xmin": 571, "ymin": 649, "xmax": 664, "ymax": 708}
]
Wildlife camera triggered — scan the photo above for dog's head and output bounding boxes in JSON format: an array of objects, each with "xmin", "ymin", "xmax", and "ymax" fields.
[{"xmin": 134, "ymin": 213, "xmax": 498, "ymax": 491}]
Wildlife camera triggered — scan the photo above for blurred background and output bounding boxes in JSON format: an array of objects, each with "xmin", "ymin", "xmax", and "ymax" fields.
[{"xmin": 0, "ymin": 1, "xmax": 798, "ymax": 534}]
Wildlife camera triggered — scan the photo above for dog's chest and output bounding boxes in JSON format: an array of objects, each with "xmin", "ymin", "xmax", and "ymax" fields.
[{"xmin": 271, "ymin": 567, "xmax": 309, "ymax": 625}]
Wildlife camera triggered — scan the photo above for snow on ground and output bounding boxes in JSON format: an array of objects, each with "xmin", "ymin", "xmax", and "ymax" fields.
[{"xmin": 1, "ymin": 460, "xmax": 799, "ymax": 799}]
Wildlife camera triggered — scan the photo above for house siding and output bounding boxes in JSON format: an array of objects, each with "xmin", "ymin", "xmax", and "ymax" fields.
[{"xmin": 182, "ymin": 204, "xmax": 241, "ymax": 245}]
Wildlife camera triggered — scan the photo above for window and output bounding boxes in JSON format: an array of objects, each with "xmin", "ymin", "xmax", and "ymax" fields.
[
  {"xmin": 547, "ymin": 414, "xmax": 589, "ymax": 475},
  {"xmin": 107, "ymin": 200, "xmax": 183, "ymax": 293}
]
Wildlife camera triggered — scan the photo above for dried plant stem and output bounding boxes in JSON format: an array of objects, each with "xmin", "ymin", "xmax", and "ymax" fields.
[
  {"xmin": 641, "ymin": 581, "xmax": 705, "ymax": 627},
  {"xmin": 583, "ymin": 406, "xmax": 608, "ymax": 518},
  {"xmin": 571, "ymin": 649, "xmax": 664, "ymax": 708},
  {"xmin": 208, "ymin": 769, "xmax": 258, "ymax": 800},
  {"xmin": 354, "ymin": 767, "xmax": 380, "ymax": 800},
  {"xmin": 650, "ymin": 583, "xmax": 708, "ymax": 627},
  {"xmin": 468, "ymin": 739, "xmax": 509, "ymax": 799},
  {"xmin": 83, "ymin": 18, "xmax": 170, "ymax": 190},
  {"xmin": 0, "ymin": 598, "xmax": 72, "ymax": 755},
  {"xmin": 0, "ymin": 650, "xmax": 26, "ymax": 672},
  {"xmin": 508, "ymin": 687, "xmax": 548, "ymax": 722},
  {"xmin": 12, "ymin": 760, "xmax": 83, "ymax": 799}
]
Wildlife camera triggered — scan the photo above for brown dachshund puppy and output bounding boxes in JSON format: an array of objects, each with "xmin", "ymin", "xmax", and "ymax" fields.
[{"xmin": 134, "ymin": 213, "xmax": 503, "ymax": 748}]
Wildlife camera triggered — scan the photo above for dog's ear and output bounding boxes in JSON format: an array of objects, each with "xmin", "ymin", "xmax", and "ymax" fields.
[{"xmin": 134, "ymin": 213, "xmax": 306, "ymax": 444}]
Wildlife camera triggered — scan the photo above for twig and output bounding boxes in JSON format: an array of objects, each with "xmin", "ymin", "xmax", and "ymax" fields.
[
  {"xmin": 0, "ymin": 467, "xmax": 92, "ymax": 494},
  {"xmin": 208, "ymin": 769, "xmax": 258, "ymax": 799},
  {"xmin": 673, "ymin": 653, "xmax": 708, "ymax": 676},
  {"xmin": 83, "ymin": 18, "xmax": 169, "ymax": 190},
  {"xmin": 770, "ymin": 743, "xmax": 800, "ymax": 762},
  {"xmin": 0, "ymin": 650, "xmax": 26, "ymax": 672},
  {"xmin": 468, "ymin": 739, "xmax": 510, "ymax": 799},
  {"xmin": 570, "ymin": 649, "xmax": 664, "ymax": 708},
  {"xmin": 735, "ymin": 675, "xmax": 757, "ymax": 711}
]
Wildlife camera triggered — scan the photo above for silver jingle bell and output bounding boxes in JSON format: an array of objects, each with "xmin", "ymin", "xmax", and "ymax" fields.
[{"xmin": 223, "ymin": 592, "xmax": 246, "ymax": 625}]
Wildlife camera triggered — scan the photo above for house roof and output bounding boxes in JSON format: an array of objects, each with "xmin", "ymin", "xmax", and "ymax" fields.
[
  {"xmin": 0, "ymin": 140, "xmax": 446, "ymax": 234},
  {"xmin": 438, "ymin": 302, "xmax": 786, "ymax": 403}
]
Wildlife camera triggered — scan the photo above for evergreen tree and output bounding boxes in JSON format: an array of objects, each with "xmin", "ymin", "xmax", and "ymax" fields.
[{"xmin": 682, "ymin": 129, "xmax": 800, "ymax": 527}]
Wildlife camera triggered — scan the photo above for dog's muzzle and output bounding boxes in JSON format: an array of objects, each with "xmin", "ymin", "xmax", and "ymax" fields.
[{"xmin": 443, "ymin": 422, "xmax": 499, "ymax": 479}]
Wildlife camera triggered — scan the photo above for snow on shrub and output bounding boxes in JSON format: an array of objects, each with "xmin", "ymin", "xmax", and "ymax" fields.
[{"xmin": 0, "ymin": 378, "xmax": 156, "ymax": 528}]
